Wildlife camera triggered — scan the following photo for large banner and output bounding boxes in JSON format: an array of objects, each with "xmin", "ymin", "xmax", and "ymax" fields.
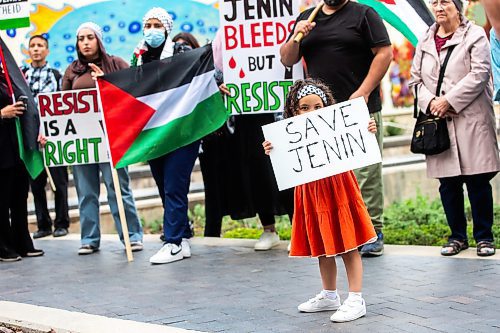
[
  {"xmin": 262, "ymin": 98, "xmax": 382, "ymax": 190},
  {"xmin": 219, "ymin": 0, "xmax": 303, "ymax": 114},
  {"xmin": 38, "ymin": 89, "xmax": 109, "ymax": 166},
  {"xmin": 0, "ymin": 0, "xmax": 30, "ymax": 30}
]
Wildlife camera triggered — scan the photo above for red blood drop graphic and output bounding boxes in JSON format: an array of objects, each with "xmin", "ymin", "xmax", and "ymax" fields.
[
  {"xmin": 239, "ymin": 68, "xmax": 245, "ymax": 78},
  {"xmin": 229, "ymin": 56, "xmax": 236, "ymax": 69}
]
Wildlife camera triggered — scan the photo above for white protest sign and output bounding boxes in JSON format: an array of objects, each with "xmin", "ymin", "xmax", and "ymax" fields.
[
  {"xmin": 219, "ymin": 0, "xmax": 303, "ymax": 114},
  {"xmin": 262, "ymin": 97, "xmax": 382, "ymax": 190},
  {"xmin": 38, "ymin": 88, "xmax": 109, "ymax": 166},
  {"xmin": 0, "ymin": 0, "xmax": 30, "ymax": 30}
]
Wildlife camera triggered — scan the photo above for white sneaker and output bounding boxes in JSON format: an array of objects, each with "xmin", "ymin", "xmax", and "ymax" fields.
[
  {"xmin": 254, "ymin": 231, "xmax": 280, "ymax": 251},
  {"xmin": 298, "ymin": 292, "xmax": 341, "ymax": 312},
  {"xmin": 130, "ymin": 241, "xmax": 143, "ymax": 252},
  {"xmin": 287, "ymin": 242, "xmax": 291, "ymax": 252},
  {"xmin": 78, "ymin": 245, "xmax": 98, "ymax": 255},
  {"xmin": 149, "ymin": 243, "xmax": 183, "ymax": 264},
  {"xmin": 330, "ymin": 297, "xmax": 366, "ymax": 322},
  {"xmin": 181, "ymin": 238, "xmax": 191, "ymax": 258}
]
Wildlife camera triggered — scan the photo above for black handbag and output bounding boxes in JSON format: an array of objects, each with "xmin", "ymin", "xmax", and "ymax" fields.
[{"xmin": 410, "ymin": 45, "xmax": 456, "ymax": 155}]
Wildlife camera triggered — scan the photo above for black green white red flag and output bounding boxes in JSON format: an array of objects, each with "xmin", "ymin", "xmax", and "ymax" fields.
[
  {"xmin": 358, "ymin": 0, "xmax": 434, "ymax": 46},
  {"xmin": 97, "ymin": 44, "xmax": 228, "ymax": 168},
  {"xmin": 0, "ymin": 36, "xmax": 44, "ymax": 179}
]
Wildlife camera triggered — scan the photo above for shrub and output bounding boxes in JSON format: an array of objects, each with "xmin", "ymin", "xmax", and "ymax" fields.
[
  {"xmin": 384, "ymin": 117, "xmax": 405, "ymax": 136},
  {"xmin": 384, "ymin": 193, "xmax": 500, "ymax": 247},
  {"xmin": 147, "ymin": 195, "xmax": 499, "ymax": 247}
]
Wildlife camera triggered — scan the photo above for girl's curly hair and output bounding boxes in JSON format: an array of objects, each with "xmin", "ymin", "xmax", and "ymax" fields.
[{"xmin": 283, "ymin": 78, "xmax": 336, "ymax": 119}]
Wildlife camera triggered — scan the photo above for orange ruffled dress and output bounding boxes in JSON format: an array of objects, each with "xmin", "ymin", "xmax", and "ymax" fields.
[{"xmin": 289, "ymin": 171, "xmax": 376, "ymax": 257}]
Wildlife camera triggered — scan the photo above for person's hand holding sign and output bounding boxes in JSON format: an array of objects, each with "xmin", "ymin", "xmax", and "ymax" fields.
[
  {"xmin": 89, "ymin": 63, "xmax": 104, "ymax": 81},
  {"xmin": 262, "ymin": 140, "xmax": 273, "ymax": 155},
  {"xmin": 219, "ymin": 83, "xmax": 231, "ymax": 96},
  {"xmin": 37, "ymin": 134, "xmax": 48, "ymax": 149}
]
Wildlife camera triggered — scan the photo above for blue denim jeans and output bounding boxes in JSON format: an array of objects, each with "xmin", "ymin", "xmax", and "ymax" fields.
[
  {"xmin": 148, "ymin": 141, "xmax": 199, "ymax": 245},
  {"xmin": 439, "ymin": 172, "xmax": 497, "ymax": 243},
  {"xmin": 73, "ymin": 163, "xmax": 143, "ymax": 248}
]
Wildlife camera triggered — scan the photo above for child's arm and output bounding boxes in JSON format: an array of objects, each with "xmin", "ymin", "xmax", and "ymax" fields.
[
  {"xmin": 367, "ymin": 117, "xmax": 377, "ymax": 134},
  {"xmin": 262, "ymin": 140, "xmax": 273, "ymax": 155}
]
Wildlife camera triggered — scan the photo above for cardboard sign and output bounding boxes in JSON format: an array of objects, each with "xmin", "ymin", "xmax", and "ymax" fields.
[
  {"xmin": 262, "ymin": 98, "xmax": 382, "ymax": 190},
  {"xmin": 38, "ymin": 89, "xmax": 109, "ymax": 166},
  {"xmin": 219, "ymin": 0, "xmax": 303, "ymax": 114},
  {"xmin": 0, "ymin": 0, "xmax": 30, "ymax": 30}
]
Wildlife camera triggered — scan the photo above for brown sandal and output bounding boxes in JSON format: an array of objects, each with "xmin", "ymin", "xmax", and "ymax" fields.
[
  {"xmin": 476, "ymin": 241, "xmax": 496, "ymax": 257},
  {"xmin": 441, "ymin": 240, "xmax": 468, "ymax": 256}
]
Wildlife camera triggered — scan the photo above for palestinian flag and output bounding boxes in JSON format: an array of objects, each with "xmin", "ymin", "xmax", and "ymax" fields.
[
  {"xmin": 98, "ymin": 44, "xmax": 228, "ymax": 168},
  {"xmin": 0, "ymin": 37, "xmax": 44, "ymax": 179},
  {"xmin": 358, "ymin": 0, "xmax": 434, "ymax": 46},
  {"xmin": 0, "ymin": 0, "xmax": 30, "ymax": 30}
]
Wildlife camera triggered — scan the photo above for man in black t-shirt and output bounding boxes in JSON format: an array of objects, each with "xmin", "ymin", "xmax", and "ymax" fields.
[{"xmin": 280, "ymin": 0, "xmax": 392, "ymax": 257}]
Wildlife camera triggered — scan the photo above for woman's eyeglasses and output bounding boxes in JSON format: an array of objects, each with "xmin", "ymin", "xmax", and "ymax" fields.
[{"xmin": 430, "ymin": 0, "xmax": 453, "ymax": 7}]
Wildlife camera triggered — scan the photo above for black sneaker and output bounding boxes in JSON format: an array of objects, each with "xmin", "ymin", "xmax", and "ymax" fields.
[
  {"xmin": 0, "ymin": 247, "xmax": 21, "ymax": 262},
  {"xmin": 360, "ymin": 232, "xmax": 384, "ymax": 257},
  {"xmin": 33, "ymin": 229, "xmax": 52, "ymax": 239},
  {"xmin": 53, "ymin": 228, "xmax": 69, "ymax": 237}
]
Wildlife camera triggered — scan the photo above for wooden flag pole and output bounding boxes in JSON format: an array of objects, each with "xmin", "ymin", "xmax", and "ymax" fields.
[
  {"xmin": 45, "ymin": 166, "xmax": 56, "ymax": 192},
  {"xmin": 294, "ymin": 1, "xmax": 324, "ymax": 43},
  {"xmin": 110, "ymin": 166, "xmax": 134, "ymax": 262},
  {"xmin": 93, "ymin": 75, "xmax": 133, "ymax": 262}
]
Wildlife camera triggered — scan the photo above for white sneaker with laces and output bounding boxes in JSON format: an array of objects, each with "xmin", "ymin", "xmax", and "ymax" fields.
[
  {"xmin": 298, "ymin": 292, "xmax": 341, "ymax": 312},
  {"xmin": 330, "ymin": 297, "xmax": 366, "ymax": 322},
  {"xmin": 254, "ymin": 231, "xmax": 280, "ymax": 251},
  {"xmin": 181, "ymin": 238, "xmax": 191, "ymax": 258},
  {"xmin": 149, "ymin": 243, "xmax": 184, "ymax": 264}
]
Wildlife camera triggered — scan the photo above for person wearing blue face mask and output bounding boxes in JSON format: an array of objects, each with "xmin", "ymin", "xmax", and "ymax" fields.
[
  {"xmin": 131, "ymin": 7, "xmax": 190, "ymax": 66},
  {"xmin": 130, "ymin": 7, "xmax": 196, "ymax": 265}
]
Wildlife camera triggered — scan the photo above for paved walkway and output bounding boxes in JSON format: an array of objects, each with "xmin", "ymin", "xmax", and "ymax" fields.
[{"xmin": 1, "ymin": 235, "xmax": 499, "ymax": 333}]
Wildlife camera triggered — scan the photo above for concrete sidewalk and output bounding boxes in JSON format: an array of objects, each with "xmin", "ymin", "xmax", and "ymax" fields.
[{"xmin": 1, "ymin": 235, "xmax": 499, "ymax": 333}]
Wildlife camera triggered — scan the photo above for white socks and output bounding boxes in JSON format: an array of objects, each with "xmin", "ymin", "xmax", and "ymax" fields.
[
  {"xmin": 348, "ymin": 292, "xmax": 363, "ymax": 302},
  {"xmin": 321, "ymin": 290, "xmax": 363, "ymax": 302},
  {"xmin": 321, "ymin": 289, "xmax": 338, "ymax": 300}
]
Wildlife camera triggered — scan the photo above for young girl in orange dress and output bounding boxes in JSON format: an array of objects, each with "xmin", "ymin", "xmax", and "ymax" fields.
[{"xmin": 263, "ymin": 78, "xmax": 377, "ymax": 323}]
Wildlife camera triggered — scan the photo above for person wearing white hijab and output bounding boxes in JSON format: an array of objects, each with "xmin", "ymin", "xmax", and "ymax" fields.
[{"xmin": 130, "ymin": 8, "xmax": 197, "ymax": 265}]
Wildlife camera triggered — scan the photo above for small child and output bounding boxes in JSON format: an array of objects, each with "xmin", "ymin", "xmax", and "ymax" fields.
[{"xmin": 263, "ymin": 79, "xmax": 377, "ymax": 322}]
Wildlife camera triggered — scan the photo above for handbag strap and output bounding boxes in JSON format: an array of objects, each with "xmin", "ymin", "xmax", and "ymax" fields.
[
  {"xmin": 413, "ymin": 44, "xmax": 456, "ymax": 118},
  {"xmin": 435, "ymin": 44, "xmax": 456, "ymax": 96}
]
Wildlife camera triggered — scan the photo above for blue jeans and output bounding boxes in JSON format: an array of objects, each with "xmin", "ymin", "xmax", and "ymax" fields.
[
  {"xmin": 439, "ymin": 172, "xmax": 497, "ymax": 243},
  {"xmin": 148, "ymin": 141, "xmax": 199, "ymax": 245},
  {"xmin": 73, "ymin": 163, "xmax": 143, "ymax": 248}
]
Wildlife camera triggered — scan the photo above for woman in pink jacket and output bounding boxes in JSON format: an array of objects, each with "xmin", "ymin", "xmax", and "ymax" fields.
[{"xmin": 409, "ymin": 0, "xmax": 500, "ymax": 257}]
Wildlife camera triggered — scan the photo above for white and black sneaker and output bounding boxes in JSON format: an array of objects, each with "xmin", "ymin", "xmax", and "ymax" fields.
[
  {"xmin": 149, "ymin": 243, "xmax": 184, "ymax": 264},
  {"xmin": 130, "ymin": 241, "xmax": 144, "ymax": 252}
]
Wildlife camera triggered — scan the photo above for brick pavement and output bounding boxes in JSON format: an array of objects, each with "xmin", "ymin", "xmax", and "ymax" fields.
[{"xmin": 0, "ymin": 236, "xmax": 499, "ymax": 333}]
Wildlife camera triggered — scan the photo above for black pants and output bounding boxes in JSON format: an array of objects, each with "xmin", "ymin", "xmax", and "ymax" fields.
[
  {"xmin": 0, "ymin": 165, "xmax": 35, "ymax": 256},
  {"xmin": 439, "ymin": 172, "xmax": 497, "ymax": 243},
  {"xmin": 30, "ymin": 166, "xmax": 69, "ymax": 231}
]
